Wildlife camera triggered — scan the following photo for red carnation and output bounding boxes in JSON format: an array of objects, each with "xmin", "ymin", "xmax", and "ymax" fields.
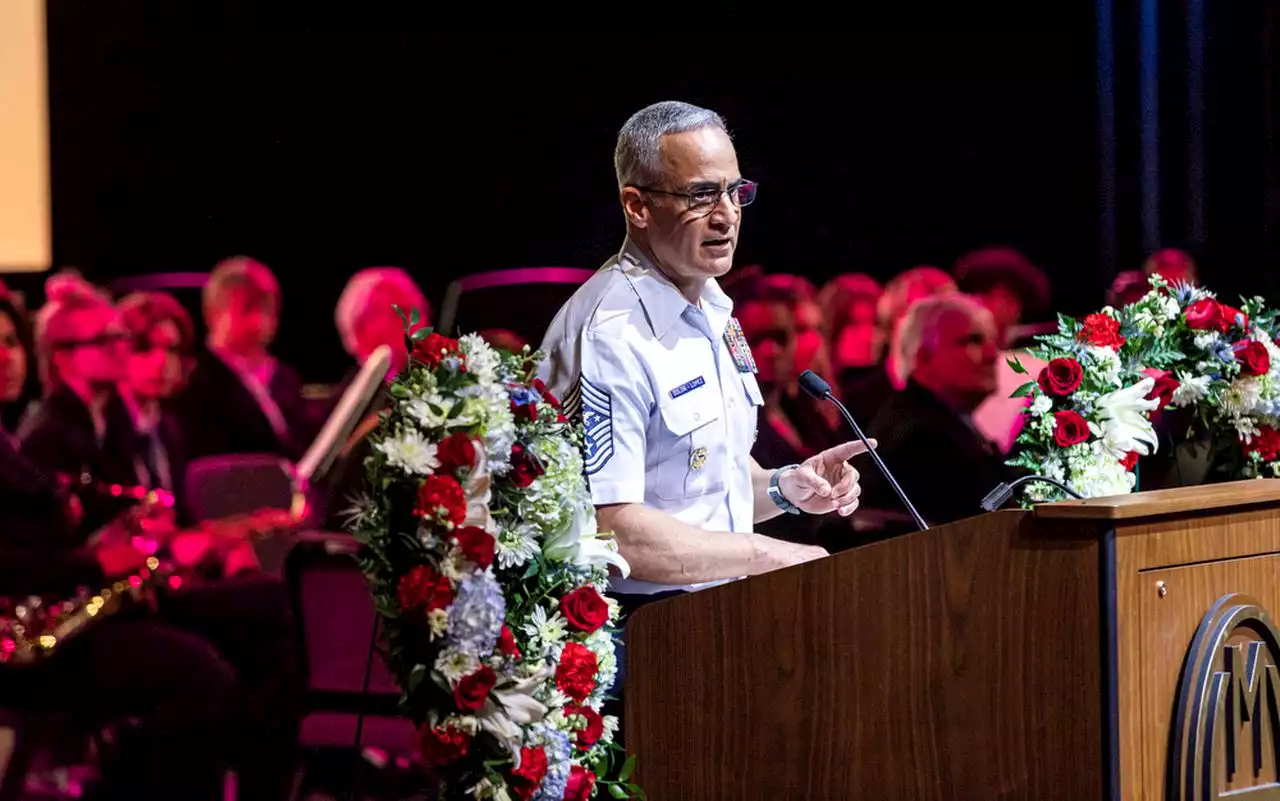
[
  {"xmin": 1053, "ymin": 410, "xmax": 1091, "ymax": 448},
  {"xmin": 397, "ymin": 565, "xmax": 454, "ymax": 612},
  {"xmin": 509, "ymin": 746, "xmax": 549, "ymax": 801},
  {"xmin": 1119, "ymin": 451, "xmax": 1140, "ymax": 471},
  {"xmin": 510, "ymin": 443, "xmax": 545, "ymax": 489},
  {"xmin": 453, "ymin": 665, "xmax": 497, "ymax": 712},
  {"xmin": 564, "ymin": 765, "xmax": 597, "ymax": 801},
  {"xmin": 1242, "ymin": 426, "xmax": 1280, "ymax": 462},
  {"xmin": 1146, "ymin": 372, "xmax": 1181, "ymax": 410},
  {"xmin": 415, "ymin": 474, "xmax": 467, "ymax": 527},
  {"xmin": 498, "ymin": 624, "xmax": 521, "ymax": 659},
  {"xmin": 566, "ymin": 704, "xmax": 604, "ymax": 748},
  {"xmin": 556, "ymin": 642, "xmax": 599, "ymax": 703},
  {"xmin": 1037, "ymin": 357, "xmax": 1084, "ymax": 397},
  {"xmin": 559, "ymin": 586, "xmax": 609, "ymax": 634},
  {"xmin": 1234, "ymin": 340, "xmax": 1271, "ymax": 377},
  {"xmin": 416, "ymin": 722, "xmax": 471, "ymax": 766},
  {"xmin": 1078, "ymin": 313, "xmax": 1126, "ymax": 351},
  {"xmin": 412, "ymin": 332, "xmax": 466, "ymax": 370},
  {"xmin": 435, "ymin": 433, "xmax": 477, "ymax": 476},
  {"xmin": 453, "ymin": 526, "xmax": 496, "ymax": 570}
]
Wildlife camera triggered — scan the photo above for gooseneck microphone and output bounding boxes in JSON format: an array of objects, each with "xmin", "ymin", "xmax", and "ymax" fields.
[{"xmin": 798, "ymin": 370, "xmax": 929, "ymax": 531}]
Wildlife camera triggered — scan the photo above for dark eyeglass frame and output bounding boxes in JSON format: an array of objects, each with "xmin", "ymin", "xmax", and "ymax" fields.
[{"xmin": 628, "ymin": 179, "xmax": 758, "ymax": 214}]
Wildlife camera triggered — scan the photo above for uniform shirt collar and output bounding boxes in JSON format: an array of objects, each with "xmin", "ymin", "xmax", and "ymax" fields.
[{"xmin": 618, "ymin": 238, "xmax": 733, "ymax": 341}]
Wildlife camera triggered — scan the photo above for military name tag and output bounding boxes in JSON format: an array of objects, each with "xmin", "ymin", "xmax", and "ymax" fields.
[{"xmin": 724, "ymin": 317, "xmax": 758, "ymax": 374}]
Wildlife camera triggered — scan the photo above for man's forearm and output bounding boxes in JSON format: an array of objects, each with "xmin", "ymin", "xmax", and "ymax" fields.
[{"xmin": 596, "ymin": 502, "xmax": 822, "ymax": 585}]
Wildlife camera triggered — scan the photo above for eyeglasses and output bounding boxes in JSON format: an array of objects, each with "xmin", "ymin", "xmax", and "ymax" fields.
[
  {"xmin": 53, "ymin": 332, "xmax": 129, "ymax": 351},
  {"xmin": 629, "ymin": 179, "xmax": 758, "ymax": 214}
]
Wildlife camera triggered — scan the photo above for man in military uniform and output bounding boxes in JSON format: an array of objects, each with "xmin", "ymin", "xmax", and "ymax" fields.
[{"xmin": 540, "ymin": 101, "xmax": 871, "ymax": 605}]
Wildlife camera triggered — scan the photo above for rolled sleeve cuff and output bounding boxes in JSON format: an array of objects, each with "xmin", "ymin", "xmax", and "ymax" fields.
[{"xmin": 587, "ymin": 476, "xmax": 646, "ymax": 506}]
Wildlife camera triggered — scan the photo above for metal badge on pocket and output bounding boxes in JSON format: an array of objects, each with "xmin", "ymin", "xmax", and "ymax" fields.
[{"xmin": 690, "ymin": 446, "xmax": 708, "ymax": 471}]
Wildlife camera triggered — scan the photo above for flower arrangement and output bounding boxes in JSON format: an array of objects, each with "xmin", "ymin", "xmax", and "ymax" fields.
[
  {"xmin": 1009, "ymin": 276, "xmax": 1280, "ymax": 503},
  {"xmin": 346, "ymin": 312, "xmax": 642, "ymax": 800}
]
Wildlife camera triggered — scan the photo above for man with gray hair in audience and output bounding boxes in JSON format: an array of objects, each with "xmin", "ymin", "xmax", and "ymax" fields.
[{"xmin": 857, "ymin": 294, "xmax": 1020, "ymax": 529}]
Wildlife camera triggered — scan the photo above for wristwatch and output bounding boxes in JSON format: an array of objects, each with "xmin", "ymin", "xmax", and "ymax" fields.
[{"xmin": 768, "ymin": 464, "xmax": 802, "ymax": 515}]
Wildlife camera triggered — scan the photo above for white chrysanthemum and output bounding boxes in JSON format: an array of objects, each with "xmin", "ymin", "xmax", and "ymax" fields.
[
  {"xmin": 1171, "ymin": 373, "xmax": 1211, "ymax": 407},
  {"xmin": 1029, "ymin": 394, "xmax": 1053, "ymax": 417},
  {"xmin": 521, "ymin": 605, "xmax": 568, "ymax": 657},
  {"xmin": 496, "ymin": 522, "xmax": 540, "ymax": 569},
  {"xmin": 1222, "ymin": 378, "xmax": 1263, "ymax": 419},
  {"xmin": 374, "ymin": 429, "xmax": 439, "ymax": 475},
  {"xmin": 600, "ymin": 715, "xmax": 620, "ymax": 744},
  {"xmin": 459, "ymin": 333, "xmax": 501, "ymax": 386},
  {"xmin": 1193, "ymin": 331, "xmax": 1222, "ymax": 352},
  {"xmin": 440, "ymin": 552, "xmax": 473, "ymax": 583},
  {"xmin": 1235, "ymin": 416, "xmax": 1261, "ymax": 442},
  {"xmin": 468, "ymin": 776, "xmax": 512, "ymax": 801},
  {"xmin": 1087, "ymin": 346, "xmax": 1122, "ymax": 387},
  {"xmin": 435, "ymin": 647, "xmax": 481, "ymax": 684},
  {"xmin": 427, "ymin": 608, "xmax": 449, "ymax": 640}
]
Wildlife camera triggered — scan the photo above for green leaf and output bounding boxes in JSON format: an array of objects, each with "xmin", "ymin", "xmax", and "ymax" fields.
[
  {"xmin": 608, "ymin": 785, "xmax": 629, "ymax": 799},
  {"xmin": 521, "ymin": 560, "xmax": 540, "ymax": 580},
  {"xmin": 1010, "ymin": 380, "xmax": 1038, "ymax": 398},
  {"xmin": 392, "ymin": 304, "xmax": 408, "ymax": 328},
  {"xmin": 409, "ymin": 307, "xmax": 421, "ymax": 327},
  {"xmin": 627, "ymin": 784, "xmax": 647, "ymax": 800},
  {"xmin": 1006, "ymin": 356, "xmax": 1028, "ymax": 374},
  {"xmin": 411, "ymin": 327, "xmax": 430, "ymax": 341},
  {"xmin": 619, "ymin": 754, "xmax": 637, "ymax": 782}
]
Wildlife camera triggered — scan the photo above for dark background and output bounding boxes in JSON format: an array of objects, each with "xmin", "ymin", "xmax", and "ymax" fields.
[{"xmin": 11, "ymin": 6, "xmax": 1278, "ymax": 381}]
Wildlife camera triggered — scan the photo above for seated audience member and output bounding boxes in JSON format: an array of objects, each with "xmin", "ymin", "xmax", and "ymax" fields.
[
  {"xmin": 840, "ymin": 266, "xmax": 957, "ymax": 426},
  {"xmin": 0, "ymin": 295, "xmax": 37, "ymax": 430},
  {"xmin": 1143, "ymin": 247, "xmax": 1198, "ymax": 285},
  {"xmin": 20, "ymin": 274, "xmax": 142, "ymax": 534},
  {"xmin": 860, "ymin": 294, "xmax": 1019, "ymax": 527},
  {"xmin": 118, "ymin": 291, "xmax": 195, "ymax": 501},
  {"xmin": 819, "ymin": 273, "xmax": 882, "ymax": 384},
  {"xmin": 478, "ymin": 328, "xmax": 528, "ymax": 353},
  {"xmin": 752, "ymin": 274, "xmax": 839, "ymax": 447},
  {"xmin": 954, "ymin": 247, "xmax": 1052, "ymax": 452},
  {"xmin": 335, "ymin": 266, "xmax": 431, "ymax": 380},
  {"xmin": 182, "ymin": 256, "xmax": 309, "ymax": 459},
  {"xmin": 1107, "ymin": 270, "xmax": 1155, "ymax": 307}
]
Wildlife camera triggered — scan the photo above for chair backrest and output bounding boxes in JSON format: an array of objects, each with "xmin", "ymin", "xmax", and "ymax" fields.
[
  {"xmin": 184, "ymin": 453, "xmax": 296, "ymax": 521},
  {"xmin": 435, "ymin": 266, "xmax": 595, "ymax": 345},
  {"xmin": 285, "ymin": 534, "xmax": 400, "ymax": 697}
]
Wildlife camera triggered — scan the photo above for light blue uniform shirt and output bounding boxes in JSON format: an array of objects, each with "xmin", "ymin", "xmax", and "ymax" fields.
[{"xmin": 539, "ymin": 240, "xmax": 765, "ymax": 594}]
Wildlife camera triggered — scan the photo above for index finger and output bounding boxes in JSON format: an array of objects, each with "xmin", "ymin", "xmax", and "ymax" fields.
[{"xmin": 829, "ymin": 438, "xmax": 878, "ymax": 462}]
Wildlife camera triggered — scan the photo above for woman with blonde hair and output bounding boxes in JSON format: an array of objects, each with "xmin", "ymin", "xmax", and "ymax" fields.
[{"xmin": 335, "ymin": 266, "xmax": 431, "ymax": 377}]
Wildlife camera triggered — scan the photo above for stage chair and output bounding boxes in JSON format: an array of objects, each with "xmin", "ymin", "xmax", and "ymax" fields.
[{"xmin": 435, "ymin": 266, "xmax": 594, "ymax": 346}]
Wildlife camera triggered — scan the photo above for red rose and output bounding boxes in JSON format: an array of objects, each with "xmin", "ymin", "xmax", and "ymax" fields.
[
  {"xmin": 1242, "ymin": 426, "xmax": 1280, "ymax": 461},
  {"xmin": 1036, "ymin": 357, "xmax": 1084, "ymax": 397},
  {"xmin": 1234, "ymin": 340, "xmax": 1271, "ymax": 377},
  {"xmin": 1119, "ymin": 451, "xmax": 1139, "ymax": 471},
  {"xmin": 508, "ymin": 746, "xmax": 548, "ymax": 801},
  {"xmin": 566, "ymin": 704, "xmax": 604, "ymax": 748},
  {"xmin": 1145, "ymin": 372, "xmax": 1180, "ymax": 410},
  {"xmin": 1184, "ymin": 298, "xmax": 1225, "ymax": 331},
  {"xmin": 453, "ymin": 665, "xmax": 497, "ymax": 711},
  {"xmin": 453, "ymin": 526, "xmax": 496, "ymax": 570},
  {"xmin": 563, "ymin": 765, "xmax": 597, "ymax": 801},
  {"xmin": 397, "ymin": 565, "xmax": 454, "ymax": 612},
  {"xmin": 415, "ymin": 474, "xmax": 467, "ymax": 526},
  {"xmin": 416, "ymin": 722, "xmax": 471, "ymax": 766},
  {"xmin": 509, "ymin": 443, "xmax": 545, "ymax": 489},
  {"xmin": 556, "ymin": 643, "xmax": 599, "ymax": 703},
  {"xmin": 435, "ymin": 433, "xmax": 477, "ymax": 476},
  {"xmin": 511, "ymin": 400, "xmax": 538, "ymax": 423},
  {"xmin": 1053, "ymin": 410, "xmax": 1091, "ymax": 448},
  {"xmin": 559, "ymin": 586, "xmax": 609, "ymax": 634},
  {"xmin": 498, "ymin": 624, "xmax": 521, "ymax": 659},
  {"xmin": 1078, "ymin": 313, "xmax": 1126, "ymax": 350},
  {"xmin": 411, "ymin": 332, "xmax": 463, "ymax": 369}
]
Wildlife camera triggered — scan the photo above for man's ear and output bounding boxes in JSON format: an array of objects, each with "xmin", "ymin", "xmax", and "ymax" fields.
[{"xmin": 620, "ymin": 187, "xmax": 649, "ymax": 229}]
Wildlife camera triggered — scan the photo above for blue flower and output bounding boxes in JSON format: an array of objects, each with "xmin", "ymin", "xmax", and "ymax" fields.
[
  {"xmin": 445, "ymin": 571, "xmax": 506, "ymax": 655},
  {"xmin": 528, "ymin": 724, "xmax": 572, "ymax": 801},
  {"xmin": 1212, "ymin": 340, "xmax": 1237, "ymax": 365},
  {"xmin": 509, "ymin": 387, "xmax": 540, "ymax": 407},
  {"xmin": 1171, "ymin": 281, "xmax": 1198, "ymax": 305}
]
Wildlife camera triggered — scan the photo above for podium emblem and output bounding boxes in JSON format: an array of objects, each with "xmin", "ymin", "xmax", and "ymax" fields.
[{"xmin": 1168, "ymin": 593, "xmax": 1280, "ymax": 800}]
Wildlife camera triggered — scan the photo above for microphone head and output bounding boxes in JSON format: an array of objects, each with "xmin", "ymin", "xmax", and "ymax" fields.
[{"xmin": 798, "ymin": 370, "xmax": 832, "ymax": 399}]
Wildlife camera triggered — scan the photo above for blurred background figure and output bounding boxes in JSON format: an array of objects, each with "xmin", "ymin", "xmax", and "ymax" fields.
[
  {"xmin": 182, "ymin": 256, "xmax": 310, "ymax": 459},
  {"xmin": 952, "ymin": 246, "xmax": 1051, "ymax": 348},
  {"xmin": 477, "ymin": 327, "xmax": 528, "ymax": 353},
  {"xmin": 819, "ymin": 273, "xmax": 882, "ymax": 385},
  {"xmin": 1143, "ymin": 247, "xmax": 1198, "ymax": 285},
  {"xmin": 335, "ymin": 266, "xmax": 431, "ymax": 379},
  {"xmin": 118, "ymin": 291, "xmax": 197, "ymax": 498},
  {"xmin": 840, "ymin": 266, "xmax": 957, "ymax": 426},
  {"xmin": 1106, "ymin": 270, "xmax": 1153, "ymax": 307},
  {"xmin": 0, "ymin": 294, "xmax": 38, "ymax": 431}
]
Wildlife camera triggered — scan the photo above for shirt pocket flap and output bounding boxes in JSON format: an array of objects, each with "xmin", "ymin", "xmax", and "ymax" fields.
[
  {"xmin": 659, "ymin": 396, "xmax": 722, "ymax": 437},
  {"xmin": 740, "ymin": 373, "xmax": 765, "ymax": 407}
]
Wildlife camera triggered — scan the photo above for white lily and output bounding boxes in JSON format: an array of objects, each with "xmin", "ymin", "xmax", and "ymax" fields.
[
  {"xmin": 461, "ymin": 442, "xmax": 497, "ymax": 533},
  {"xmin": 477, "ymin": 666, "xmax": 552, "ymax": 763},
  {"xmin": 1090, "ymin": 377, "xmax": 1160, "ymax": 459},
  {"xmin": 543, "ymin": 503, "xmax": 631, "ymax": 577}
]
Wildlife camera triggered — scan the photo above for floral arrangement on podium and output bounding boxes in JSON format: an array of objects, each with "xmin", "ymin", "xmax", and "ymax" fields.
[
  {"xmin": 1009, "ymin": 277, "xmax": 1280, "ymax": 503},
  {"xmin": 346, "ymin": 314, "xmax": 641, "ymax": 800}
]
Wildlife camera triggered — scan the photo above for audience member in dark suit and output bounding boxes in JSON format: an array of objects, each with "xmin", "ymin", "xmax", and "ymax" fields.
[
  {"xmin": 181, "ymin": 256, "xmax": 312, "ymax": 459},
  {"xmin": 0, "ymin": 295, "xmax": 38, "ymax": 431},
  {"xmin": 860, "ymin": 294, "xmax": 1020, "ymax": 528}
]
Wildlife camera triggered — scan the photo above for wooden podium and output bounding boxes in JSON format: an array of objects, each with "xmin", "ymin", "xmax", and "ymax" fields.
[{"xmin": 625, "ymin": 481, "xmax": 1280, "ymax": 800}]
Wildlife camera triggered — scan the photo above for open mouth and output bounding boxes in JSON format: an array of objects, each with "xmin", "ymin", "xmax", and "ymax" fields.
[{"xmin": 702, "ymin": 238, "xmax": 732, "ymax": 250}]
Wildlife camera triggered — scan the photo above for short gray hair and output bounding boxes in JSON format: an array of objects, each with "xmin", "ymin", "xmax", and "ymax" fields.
[
  {"xmin": 896, "ymin": 294, "xmax": 991, "ymax": 379},
  {"xmin": 614, "ymin": 101, "xmax": 729, "ymax": 189}
]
